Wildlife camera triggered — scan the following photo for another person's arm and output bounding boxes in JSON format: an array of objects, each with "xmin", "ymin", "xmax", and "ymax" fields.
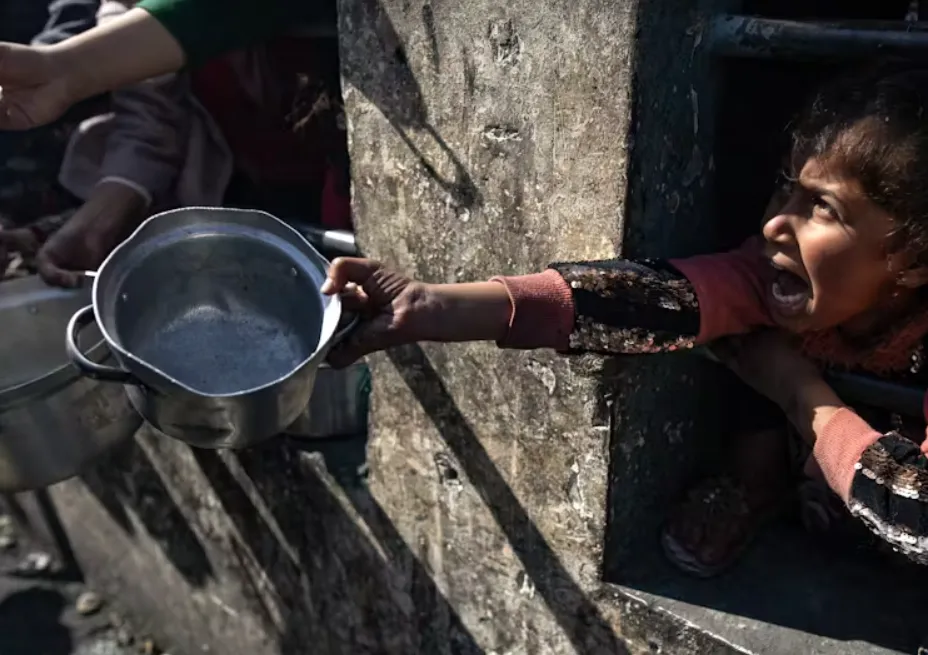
[
  {"xmin": 52, "ymin": 7, "xmax": 185, "ymax": 100},
  {"xmin": 0, "ymin": 8, "xmax": 184, "ymax": 130},
  {"xmin": 91, "ymin": 0, "xmax": 189, "ymax": 208},
  {"xmin": 137, "ymin": 0, "xmax": 332, "ymax": 68},
  {"xmin": 0, "ymin": 0, "xmax": 328, "ymax": 131}
]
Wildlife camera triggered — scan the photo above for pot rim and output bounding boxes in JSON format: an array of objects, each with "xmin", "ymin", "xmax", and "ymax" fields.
[
  {"xmin": 0, "ymin": 276, "xmax": 110, "ymax": 410},
  {"xmin": 91, "ymin": 206, "xmax": 343, "ymax": 398}
]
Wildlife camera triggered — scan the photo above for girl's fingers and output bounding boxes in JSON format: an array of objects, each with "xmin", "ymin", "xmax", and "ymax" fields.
[
  {"xmin": 322, "ymin": 258, "xmax": 382, "ymax": 295},
  {"xmin": 339, "ymin": 285, "xmax": 370, "ymax": 313}
]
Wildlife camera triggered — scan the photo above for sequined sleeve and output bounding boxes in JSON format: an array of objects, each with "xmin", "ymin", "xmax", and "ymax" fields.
[
  {"xmin": 813, "ymin": 406, "xmax": 928, "ymax": 565},
  {"xmin": 493, "ymin": 244, "xmax": 771, "ymax": 353},
  {"xmin": 546, "ymin": 259, "xmax": 701, "ymax": 355},
  {"xmin": 847, "ymin": 434, "xmax": 928, "ymax": 564}
]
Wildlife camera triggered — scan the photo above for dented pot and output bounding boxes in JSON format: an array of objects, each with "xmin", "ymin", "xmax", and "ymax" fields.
[{"xmin": 66, "ymin": 207, "xmax": 355, "ymax": 449}]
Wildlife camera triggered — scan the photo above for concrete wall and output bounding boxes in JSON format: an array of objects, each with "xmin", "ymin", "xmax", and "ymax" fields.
[
  {"xmin": 9, "ymin": 0, "xmax": 747, "ymax": 653},
  {"xmin": 337, "ymin": 0, "xmax": 632, "ymax": 649}
]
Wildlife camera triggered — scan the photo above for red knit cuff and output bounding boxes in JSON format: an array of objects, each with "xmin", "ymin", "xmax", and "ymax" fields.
[
  {"xmin": 668, "ymin": 257, "xmax": 715, "ymax": 344},
  {"xmin": 812, "ymin": 407, "xmax": 882, "ymax": 503},
  {"xmin": 489, "ymin": 270, "xmax": 575, "ymax": 350}
]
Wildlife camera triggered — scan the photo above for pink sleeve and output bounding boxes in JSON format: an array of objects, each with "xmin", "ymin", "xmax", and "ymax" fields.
[
  {"xmin": 490, "ymin": 270, "xmax": 575, "ymax": 350},
  {"xmin": 669, "ymin": 239, "xmax": 774, "ymax": 344},
  {"xmin": 922, "ymin": 393, "xmax": 928, "ymax": 456},
  {"xmin": 813, "ymin": 408, "xmax": 882, "ymax": 503}
]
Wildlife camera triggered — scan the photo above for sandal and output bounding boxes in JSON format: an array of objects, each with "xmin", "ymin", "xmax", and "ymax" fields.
[{"xmin": 661, "ymin": 476, "xmax": 785, "ymax": 578}]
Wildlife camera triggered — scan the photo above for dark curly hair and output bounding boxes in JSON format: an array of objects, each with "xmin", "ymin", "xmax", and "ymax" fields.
[{"xmin": 791, "ymin": 62, "xmax": 928, "ymax": 264}]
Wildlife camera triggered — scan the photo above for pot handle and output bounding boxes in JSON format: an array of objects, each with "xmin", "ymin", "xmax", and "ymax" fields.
[
  {"xmin": 66, "ymin": 305, "xmax": 139, "ymax": 384},
  {"xmin": 330, "ymin": 313, "xmax": 361, "ymax": 347}
]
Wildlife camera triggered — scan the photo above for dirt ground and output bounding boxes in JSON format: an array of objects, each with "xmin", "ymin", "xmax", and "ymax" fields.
[{"xmin": 0, "ymin": 507, "xmax": 163, "ymax": 655}]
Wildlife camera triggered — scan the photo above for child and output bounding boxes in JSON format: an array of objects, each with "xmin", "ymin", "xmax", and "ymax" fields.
[{"xmin": 322, "ymin": 63, "xmax": 928, "ymax": 572}]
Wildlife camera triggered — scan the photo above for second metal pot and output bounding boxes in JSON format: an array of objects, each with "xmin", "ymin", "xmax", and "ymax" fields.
[
  {"xmin": 285, "ymin": 362, "xmax": 371, "ymax": 439},
  {"xmin": 0, "ymin": 276, "xmax": 140, "ymax": 491}
]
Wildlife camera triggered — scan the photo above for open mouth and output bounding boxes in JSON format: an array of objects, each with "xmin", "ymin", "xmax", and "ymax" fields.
[{"xmin": 769, "ymin": 264, "xmax": 810, "ymax": 316}]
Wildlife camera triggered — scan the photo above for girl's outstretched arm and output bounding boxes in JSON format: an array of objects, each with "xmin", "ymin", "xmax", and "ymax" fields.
[{"xmin": 322, "ymin": 242, "xmax": 776, "ymax": 364}]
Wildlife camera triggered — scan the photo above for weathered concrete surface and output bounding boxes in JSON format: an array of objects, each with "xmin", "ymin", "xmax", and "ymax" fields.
[{"xmin": 338, "ymin": 0, "xmax": 635, "ymax": 650}]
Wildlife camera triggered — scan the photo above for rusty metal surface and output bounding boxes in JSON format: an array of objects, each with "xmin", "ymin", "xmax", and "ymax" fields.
[{"xmin": 710, "ymin": 15, "xmax": 928, "ymax": 60}]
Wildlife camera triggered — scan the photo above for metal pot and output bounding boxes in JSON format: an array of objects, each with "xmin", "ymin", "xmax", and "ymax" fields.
[
  {"xmin": 65, "ymin": 207, "xmax": 354, "ymax": 449},
  {"xmin": 286, "ymin": 362, "xmax": 371, "ymax": 439},
  {"xmin": 0, "ymin": 276, "xmax": 141, "ymax": 491}
]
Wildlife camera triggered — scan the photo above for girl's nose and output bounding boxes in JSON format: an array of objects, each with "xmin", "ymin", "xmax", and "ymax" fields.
[{"xmin": 762, "ymin": 213, "xmax": 795, "ymax": 245}]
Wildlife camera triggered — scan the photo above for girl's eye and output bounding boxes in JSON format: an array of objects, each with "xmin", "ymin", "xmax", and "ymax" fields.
[{"xmin": 811, "ymin": 196, "xmax": 839, "ymax": 222}]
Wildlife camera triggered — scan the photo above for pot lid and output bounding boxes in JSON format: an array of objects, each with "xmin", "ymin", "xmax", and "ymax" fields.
[{"xmin": 0, "ymin": 276, "xmax": 106, "ymax": 408}]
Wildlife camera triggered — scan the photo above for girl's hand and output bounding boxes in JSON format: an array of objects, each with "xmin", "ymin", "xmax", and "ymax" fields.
[
  {"xmin": 321, "ymin": 258, "xmax": 513, "ymax": 367},
  {"xmin": 321, "ymin": 258, "xmax": 442, "ymax": 368},
  {"xmin": 710, "ymin": 331, "xmax": 845, "ymax": 444}
]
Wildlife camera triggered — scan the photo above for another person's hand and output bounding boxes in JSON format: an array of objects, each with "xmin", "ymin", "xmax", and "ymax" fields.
[
  {"xmin": 0, "ymin": 43, "xmax": 76, "ymax": 130},
  {"xmin": 36, "ymin": 181, "xmax": 148, "ymax": 287},
  {"xmin": 321, "ymin": 258, "xmax": 513, "ymax": 367},
  {"xmin": 0, "ymin": 8, "xmax": 186, "ymax": 131},
  {"xmin": 711, "ymin": 330, "xmax": 844, "ymax": 443}
]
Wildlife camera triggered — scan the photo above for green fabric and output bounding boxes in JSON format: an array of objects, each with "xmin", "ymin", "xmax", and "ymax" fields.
[{"xmin": 137, "ymin": 0, "xmax": 332, "ymax": 67}]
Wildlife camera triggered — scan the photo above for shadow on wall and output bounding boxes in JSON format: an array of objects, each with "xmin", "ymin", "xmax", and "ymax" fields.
[
  {"xmin": 64, "ymin": 423, "xmax": 487, "ymax": 654},
  {"xmin": 33, "ymin": 349, "xmax": 634, "ymax": 654},
  {"xmin": 56, "ymin": 352, "xmax": 628, "ymax": 653},
  {"xmin": 337, "ymin": 0, "xmax": 482, "ymax": 214},
  {"xmin": 386, "ymin": 345, "xmax": 629, "ymax": 655},
  {"xmin": 192, "ymin": 437, "xmax": 483, "ymax": 655}
]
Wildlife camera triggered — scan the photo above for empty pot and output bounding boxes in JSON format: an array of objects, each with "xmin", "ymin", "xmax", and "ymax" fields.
[{"xmin": 66, "ymin": 207, "xmax": 354, "ymax": 449}]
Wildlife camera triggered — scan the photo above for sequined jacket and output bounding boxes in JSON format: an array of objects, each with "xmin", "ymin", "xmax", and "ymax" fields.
[{"xmin": 490, "ymin": 240, "xmax": 928, "ymax": 565}]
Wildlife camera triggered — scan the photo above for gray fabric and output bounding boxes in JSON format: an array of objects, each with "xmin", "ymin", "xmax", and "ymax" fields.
[
  {"xmin": 57, "ymin": 0, "xmax": 232, "ymax": 210},
  {"xmin": 31, "ymin": 0, "xmax": 100, "ymax": 46}
]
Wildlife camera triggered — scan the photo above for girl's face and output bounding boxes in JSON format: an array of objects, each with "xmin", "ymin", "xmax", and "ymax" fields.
[{"xmin": 761, "ymin": 156, "xmax": 924, "ymax": 334}]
